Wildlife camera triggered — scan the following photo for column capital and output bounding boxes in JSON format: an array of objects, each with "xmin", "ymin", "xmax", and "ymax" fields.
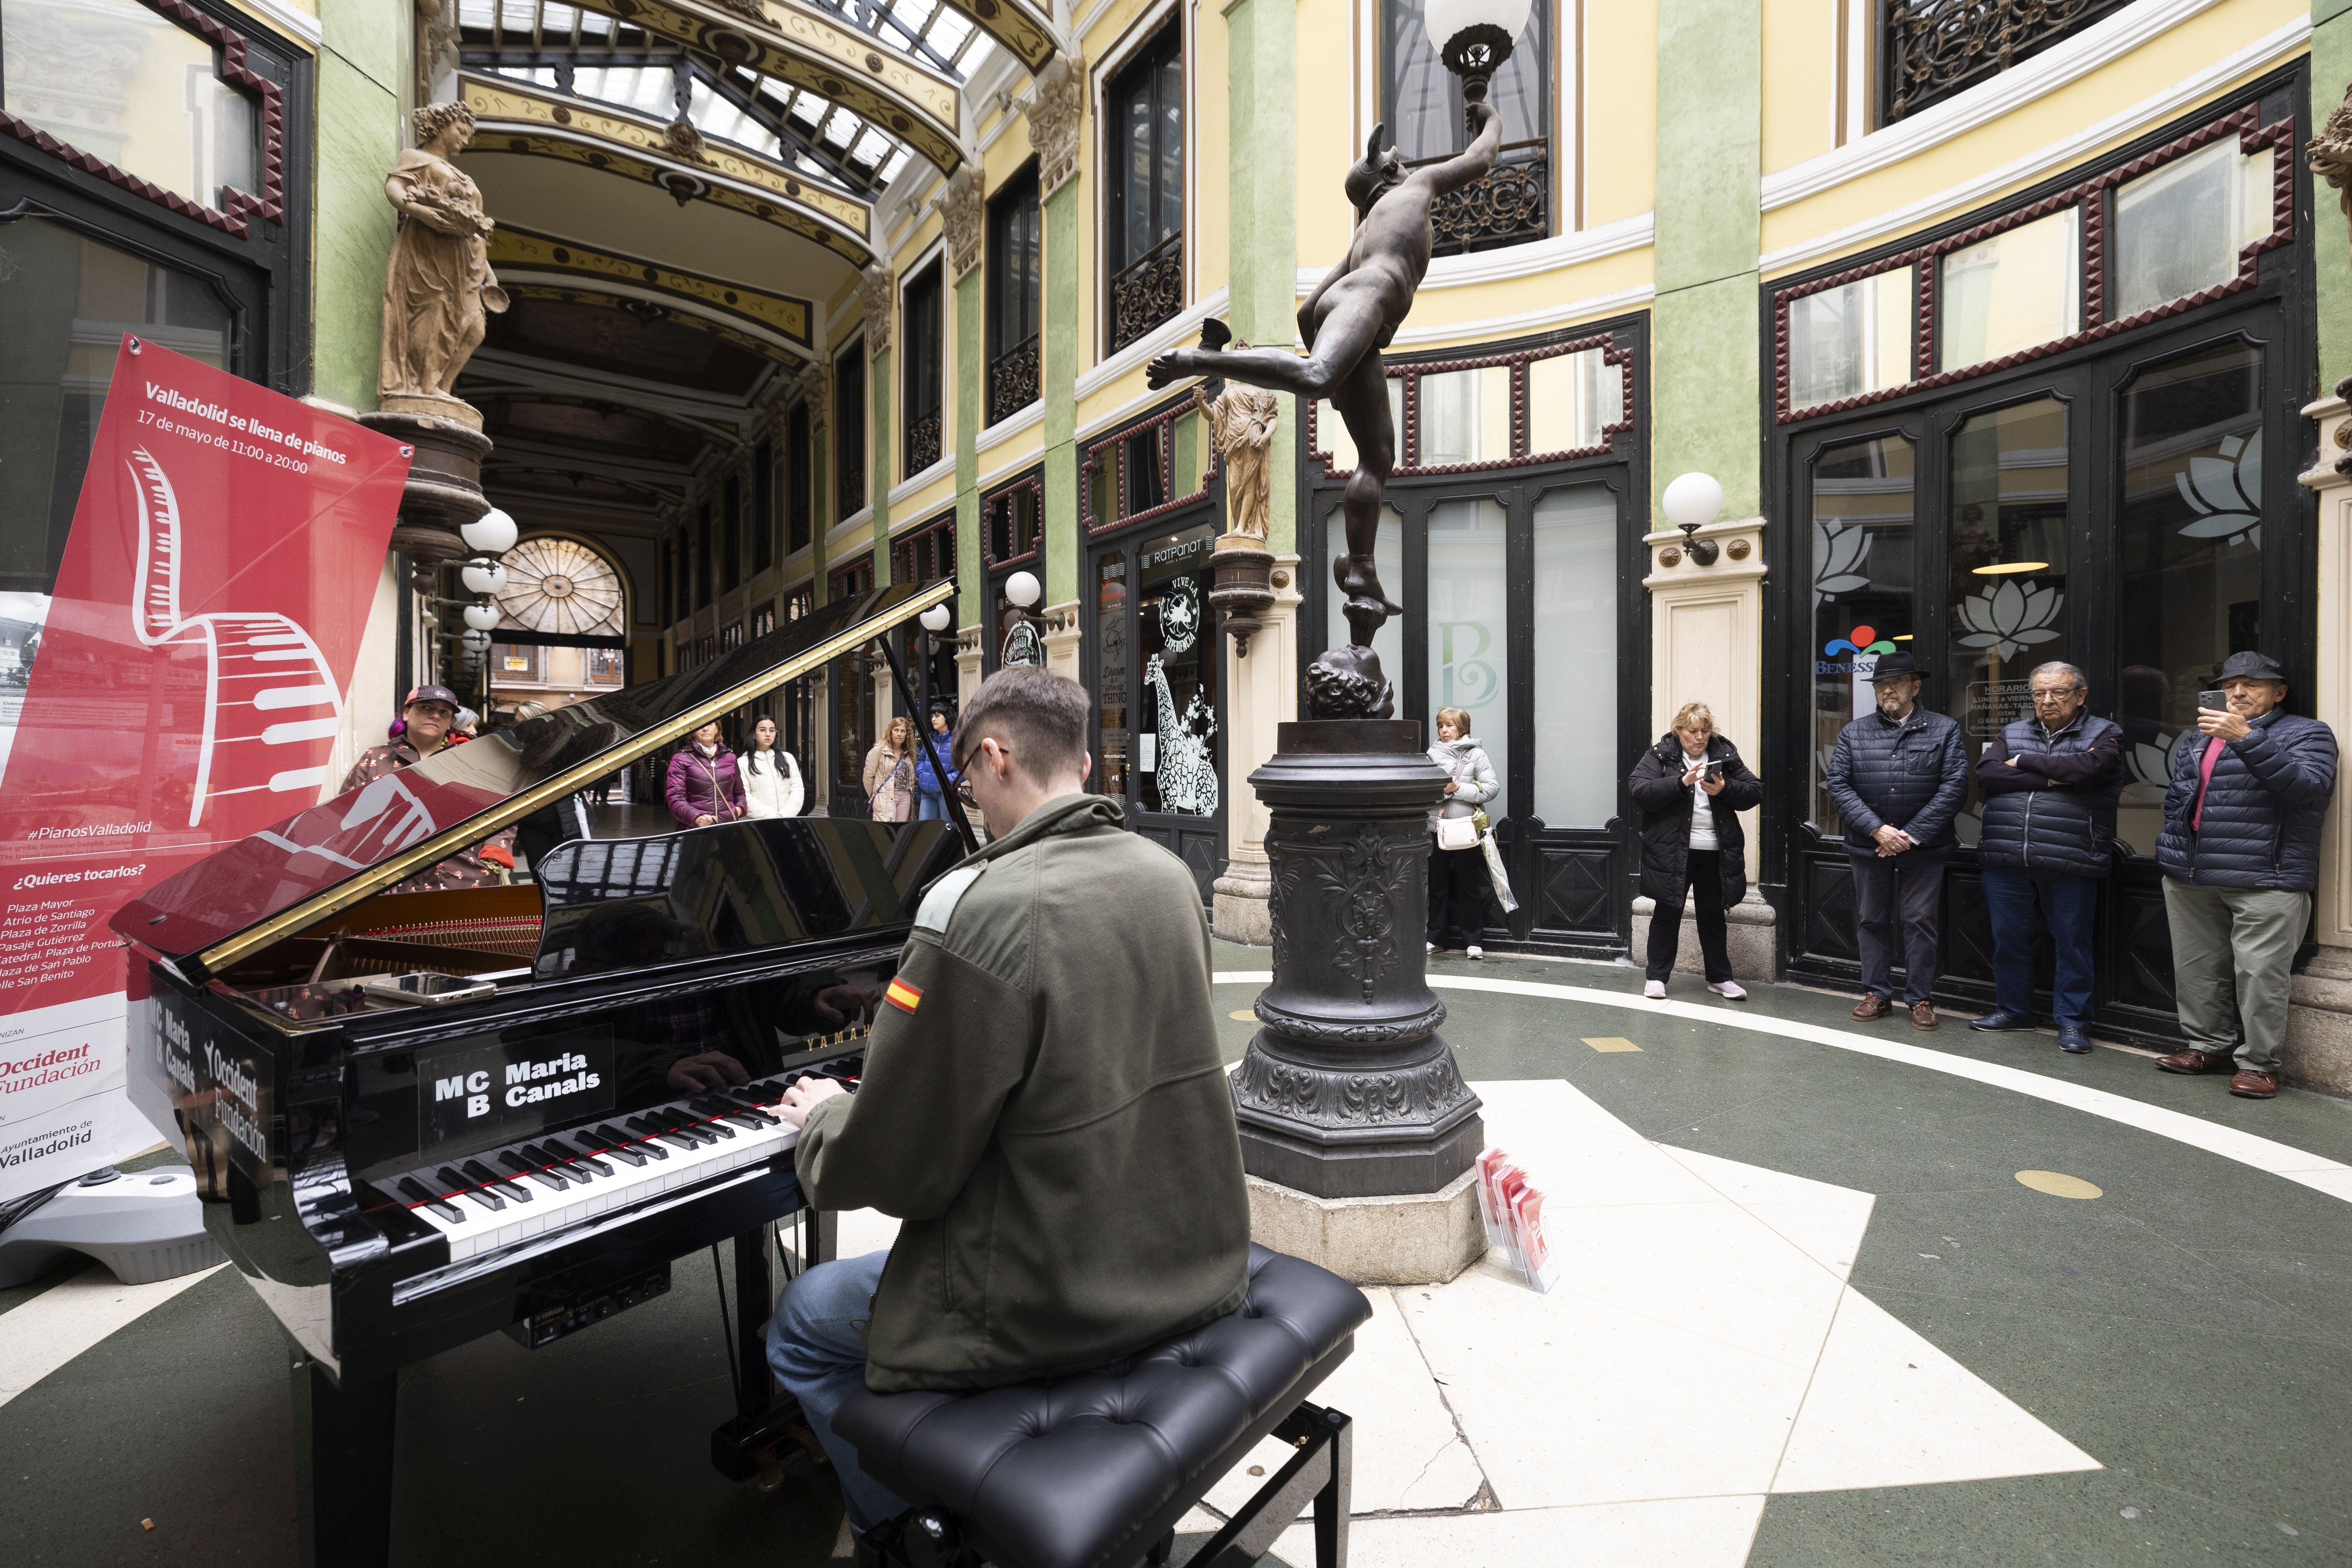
[{"xmin": 1026, "ymin": 53, "xmax": 1085, "ymax": 199}]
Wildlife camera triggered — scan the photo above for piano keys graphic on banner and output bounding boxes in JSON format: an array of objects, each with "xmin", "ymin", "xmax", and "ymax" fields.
[{"xmin": 0, "ymin": 337, "xmax": 408, "ymax": 1203}]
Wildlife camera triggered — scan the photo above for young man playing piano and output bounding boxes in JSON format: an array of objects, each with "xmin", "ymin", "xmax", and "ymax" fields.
[{"xmin": 766, "ymin": 666, "xmax": 1251, "ymax": 1539}]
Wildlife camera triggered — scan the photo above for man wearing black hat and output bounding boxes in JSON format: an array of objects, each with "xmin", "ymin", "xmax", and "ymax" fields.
[
  {"xmin": 2154, "ymin": 652, "xmax": 2338, "ymax": 1098},
  {"xmin": 337, "ymin": 684, "xmax": 516, "ymax": 891},
  {"xmin": 1823, "ymin": 651, "xmax": 1970, "ymax": 1029}
]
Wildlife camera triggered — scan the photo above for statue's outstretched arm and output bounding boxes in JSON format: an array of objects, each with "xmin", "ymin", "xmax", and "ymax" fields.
[{"xmin": 1418, "ymin": 99, "xmax": 1504, "ymax": 198}]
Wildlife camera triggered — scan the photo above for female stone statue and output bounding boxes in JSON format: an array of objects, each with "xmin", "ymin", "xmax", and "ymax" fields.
[
  {"xmin": 380, "ymin": 102, "xmax": 507, "ymax": 404},
  {"xmin": 1193, "ymin": 364, "xmax": 1279, "ymax": 541}
]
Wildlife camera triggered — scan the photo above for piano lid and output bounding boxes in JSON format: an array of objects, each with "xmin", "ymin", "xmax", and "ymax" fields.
[{"xmin": 112, "ymin": 577, "xmax": 954, "ymax": 980}]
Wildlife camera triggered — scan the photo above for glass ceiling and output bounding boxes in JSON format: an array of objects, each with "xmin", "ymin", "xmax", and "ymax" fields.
[{"xmin": 458, "ymin": 0, "xmax": 994, "ymax": 191}]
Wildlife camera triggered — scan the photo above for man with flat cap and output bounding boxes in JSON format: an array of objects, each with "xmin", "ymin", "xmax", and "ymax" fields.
[
  {"xmin": 2154, "ymin": 651, "xmax": 2339, "ymax": 1098},
  {"xmin": 1823, "ymin": 651, "xmax": 1969, "ymax": 1029}
]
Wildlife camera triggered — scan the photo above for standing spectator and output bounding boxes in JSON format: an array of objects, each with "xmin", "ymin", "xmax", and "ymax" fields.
[
  {"xmin": 741, "ymin": 714, "xmax": 805, "ymax": 819},
  {"xmin": 2154, "ymin": 652, "xmax": 2339, "ymax": 1098},
  {"xmin": 1628, "ymin": 701, "xmax": 1763, "ymax": 1001},
  {"xmin": 1824, "ymin": 651, "xmax": 1969, "ymax": 1029},
  {"xmin": 864, "ymin": 716, "xmax": 915, "ymax": 822},
  {"xmin": 913, "ymin": 703, "xmax": 957, "ymax": 821},
  {"xmin": 1426, "ymin": 707, "xmax": 1497, "ymax": 959},
  {"xmin": 1970, "ymin": 662, "xmax": 2126, "ymax": 1054},
  {"xmin": 665, "ymin": 720, "xmax": 746, "ymax": 828},
  {"xmin": 339, "ymin": 684, "xmax": 515, "ymax": 891}
]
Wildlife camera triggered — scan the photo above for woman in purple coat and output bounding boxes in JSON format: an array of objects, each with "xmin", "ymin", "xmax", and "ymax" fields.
[{"xmin": 666, "ymin": 721, "xmax": 748, "ymax": 827}]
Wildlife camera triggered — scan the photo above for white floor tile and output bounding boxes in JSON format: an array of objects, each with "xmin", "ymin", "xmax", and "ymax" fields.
[
  {"xmin": 0, "ymin": 1263, "xmax": 224, "ymax": 1408},
  {"xmin": 1269, "ymin": 1494, "xmax": 1766, "ymax": 1568},
  {"xmin": 1771, "ymin": 1287, "xmax": 2100, "ymax": 1493}
]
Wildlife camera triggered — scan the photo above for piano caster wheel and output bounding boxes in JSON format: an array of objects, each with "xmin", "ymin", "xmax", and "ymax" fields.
[{"xmin": 754, "ymin": 1456, "xmax": 789, "ymax": 1495}]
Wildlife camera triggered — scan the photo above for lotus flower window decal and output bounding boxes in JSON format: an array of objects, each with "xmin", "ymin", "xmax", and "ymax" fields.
[
  {"xmin": 2173, "ymin": 428, "xmax": 2262, "ymax": 549},
  {"xmin": 1955, "ymin": 578, "xmax": 2063, "ymax": 661},
  {"xmin": 1813, "ymin": 518, "xmax": 1875, "ymax": 608}
]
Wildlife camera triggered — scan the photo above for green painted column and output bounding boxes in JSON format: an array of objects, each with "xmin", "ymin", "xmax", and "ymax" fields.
[
  {"xmin": 871, "ymin": 345, "xmax": 893, "ymax": 586},
  {"xmin": 314, "ymin": 0, "xmax": 407, "ymax": 408},
  {"xmin": 956, "ymin": 268, "xmax": 983, "ymax": 629},
  {"xmin": 2315, "ymin": 6, "xmax": 2352, "ymax": 395},
  {"xmin": 1043, "ymin": 182, "xmax": 1080, "ymax": 608},
  {"xmin": 1651, "ymin": 0, "xmax": 1762, "ymax": 519},
  {"xmin": 1225, "ymin": 0, "xmax": 1299, "ymax": 556}
]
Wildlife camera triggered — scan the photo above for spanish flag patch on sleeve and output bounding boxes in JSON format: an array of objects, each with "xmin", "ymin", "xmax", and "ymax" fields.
[{"xmin": 885, "ymin": 977, "xmax": 923, "ymax": 1015}]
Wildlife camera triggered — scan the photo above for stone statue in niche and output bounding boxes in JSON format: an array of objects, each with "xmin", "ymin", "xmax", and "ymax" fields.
[
  {"xmin": 1148, "ymin": 90, "xmax": 1502, "ymax": 716},
  {"xmin": 379, "ymin": 102, "xmax": 507, "ymax": 419},
  {"xmin": 1194, "ymin": 360, "xmax": 1279, "ymax": 542}
]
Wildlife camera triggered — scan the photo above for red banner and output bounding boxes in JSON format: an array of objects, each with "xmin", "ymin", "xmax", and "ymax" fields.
[{"xmin": 0, "ymin": 337, "xmax": 409, "ymax": 1199}]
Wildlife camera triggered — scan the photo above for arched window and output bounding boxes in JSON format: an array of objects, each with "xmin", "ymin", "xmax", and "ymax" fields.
[{"xmin": 495, "ymin": 537, "xmax": 627, "ymax": 637}]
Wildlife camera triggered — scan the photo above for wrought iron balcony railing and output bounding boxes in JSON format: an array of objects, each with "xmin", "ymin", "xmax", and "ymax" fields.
[
  {"xmin": 1882, "ymin": 0, "xmax": 2131, "ymax": 124},
  {"xmin": 1410, "ymin": 139, "xmax": 1549, "ymax": 259},
  {"xmin": 1108, "ymin": 231, "xmax": 1183, "ymax": 354},
  {"xmin": 988, "ymin": 334, "xmax": 1040, "ymax": 427},
  {"xmin": 906, "ymin": 408, "xmax": 942, "ymax": 474}
]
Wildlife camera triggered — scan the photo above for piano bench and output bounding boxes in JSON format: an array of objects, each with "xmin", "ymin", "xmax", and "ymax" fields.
[{"xmin": 833, "ymin": 1245, "xmax": 1372, "ymax": 1568}]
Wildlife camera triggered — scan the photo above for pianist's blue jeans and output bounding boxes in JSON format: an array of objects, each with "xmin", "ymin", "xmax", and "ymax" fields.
[{"xmin": 766, "ymin": 1250, "xmax": 908, "ymax": 1530}]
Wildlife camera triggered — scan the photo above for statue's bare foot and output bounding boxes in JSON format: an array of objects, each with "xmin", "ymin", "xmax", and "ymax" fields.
[
  {"xmin": 1145, "ymin": 349, "xmax": 1193, "ymax": 389},
  {"xmin": 1333, "ymin": 554, "xmax": 1405, "ymax": 621}
]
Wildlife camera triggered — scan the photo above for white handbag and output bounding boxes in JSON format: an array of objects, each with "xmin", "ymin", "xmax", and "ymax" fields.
[{"xmin": 1436, "ymin": 815, "xmax": 1480, "ymax": 851}]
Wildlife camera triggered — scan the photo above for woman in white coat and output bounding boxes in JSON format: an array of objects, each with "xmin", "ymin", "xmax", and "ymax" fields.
[{"xmin": 740, "ymin": 714, "xmax": 804, "ymax": 819}]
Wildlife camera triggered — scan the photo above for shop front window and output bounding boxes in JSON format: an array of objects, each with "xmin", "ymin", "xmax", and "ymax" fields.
[
  {"xmin": 1943, "ymin": 397, "xmax": 2069, "ymax": 843},
  {"xmin": 1426, "ymin": 498, "xmax": 1509, "ymax": 805},
  {"xmin": 1531, "ymin": 486, "xmax": 1617, "ymax": 828},
  {"xmin": 1134, "ymin": 523, "xmax": 1218, "ymax": 816},
  {"xmin": 2114, "ymin": 341, "xmax": 2263, "ymax": 855},
  {"xmin": 0, "ymin": 218, "xmax": 233, "ymax": 596},
  {"xmin": 1810, "ymin": 433, "xmax": 1917, "ymax": 836},
  {"xmin": 1096, "ymin": 554, "xmax": 1129, "ymax": 797}
]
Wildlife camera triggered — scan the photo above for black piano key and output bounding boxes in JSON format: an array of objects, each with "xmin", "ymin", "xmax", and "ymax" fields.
[
  {"xmin": 524, "ymin": 1142, "xmax": 597, "ymax": 1180},
  {"xmin": 543, "ymin": 1138, "xmax": 614, "ymax": 1177},
  {"xmin": 396, "ymin": 1178, "xmax": 466, "ymax": 1225},
  {"xmin": 498, "ymin": 1151, "xmax": 568, "ymax": 1191},
  {"xmin": 596, "ymin": 1142, "xmax": 647, "ymax": 1167},
  {"xmin": 592, "ymin": 1124, "xmax": 663, "ymax": 1161},
  {"xmin": 436, "ymin": 1166, "xmax": 505, "ymax": 1210},
  {"xmin": 463, "ymin": 1158, "xmax": 533, "ymax": 1202},
  {"xmin": 696, "ymin": 1119, "xmax": 738, "ymax": 1141}
]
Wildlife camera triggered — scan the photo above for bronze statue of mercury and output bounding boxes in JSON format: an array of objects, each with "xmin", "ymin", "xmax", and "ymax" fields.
[{"xmin": 1150, "ymin": 92, "xmax": 1502, "ymax": 716}]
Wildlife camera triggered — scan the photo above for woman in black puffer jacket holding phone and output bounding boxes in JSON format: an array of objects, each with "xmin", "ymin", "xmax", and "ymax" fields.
[{"xmin": 1628, "ymin": 701, "xmax": 1764, "ymax": 1000}]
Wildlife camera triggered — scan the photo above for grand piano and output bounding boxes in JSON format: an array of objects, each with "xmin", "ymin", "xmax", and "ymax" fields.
[{"xmin": 110, "ymin": 581, "xmax": 970, "ymax": 1568}]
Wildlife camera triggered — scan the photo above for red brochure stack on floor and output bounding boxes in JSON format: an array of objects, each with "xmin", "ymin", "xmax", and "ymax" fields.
[{"xmin": 1474, "ymin": 1146, "xmax": 1557, "ymax": 1293}]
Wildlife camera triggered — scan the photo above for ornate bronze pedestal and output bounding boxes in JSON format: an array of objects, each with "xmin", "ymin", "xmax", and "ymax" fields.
[
  {"xmin": 358, "ymin": 407, "xmax": 490, "ymax": 590},
  {"xmin": 1232, "ymin": 720, "xmax": 1483, "ymax": 1198}
]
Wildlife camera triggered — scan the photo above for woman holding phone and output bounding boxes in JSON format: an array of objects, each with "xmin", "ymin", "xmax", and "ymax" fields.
[
  {"xmin": 1628, "ymin": 701, "xmax": 1764, "ymax": 999},
  {"xmin": 1427, "ymin": 707, "xmax": 1499, "ymax": 957}
]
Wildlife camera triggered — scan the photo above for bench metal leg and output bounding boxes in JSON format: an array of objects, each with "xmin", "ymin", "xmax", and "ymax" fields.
[{"xmin": 1193, "ymin": 1400, "xmax": 1352, "ymax": 1568}]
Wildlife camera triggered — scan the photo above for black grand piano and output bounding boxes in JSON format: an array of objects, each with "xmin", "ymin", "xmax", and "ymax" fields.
[{"xmin": 111, "ymin": 581, "xmax": 970, "ymax": 1568}]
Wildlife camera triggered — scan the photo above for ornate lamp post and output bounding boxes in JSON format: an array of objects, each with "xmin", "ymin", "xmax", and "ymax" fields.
[{"xmin": 1422, "ymin": 0, "xmax": 1534, "ymax": 94}]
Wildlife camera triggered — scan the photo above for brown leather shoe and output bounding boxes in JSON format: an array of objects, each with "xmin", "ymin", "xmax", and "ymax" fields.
[
  {"xmin": 2156, "ymin": 1047, "xmax": 2237, "ymax": 1075},
  {"xmin": 2230, "ymin": 1069, "xmax": 2280, "ymax": 1099},
  {"xmin": 1852, "ymin": 994, "xmax": 1893, "ymax": 1021},
  {"xmin": 1909, "ymin": 1000, "xmax": 1939, "ymax": 1031}
]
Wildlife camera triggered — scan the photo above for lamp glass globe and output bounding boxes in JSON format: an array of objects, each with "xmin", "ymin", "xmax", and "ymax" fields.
[
  {"xmin": 461, "ymin": 561, "xmax": 507, "ymax": 596},
  {"xmin": 460, "ymin": 507, "xmax": 518, "ymax": 556},
  {"xmin": 1423, "ymin": 0, "xmax": 1533, "ymax": 55},
  {"xmin": 1660, "ymin": 472, "xmax": 1725, "ymax": 532},
  {"xmin": 1005, "ymin": 570, "xmax": 1042, "ymax": 609},
  {"xmin": 463, "ymin": 604, "xmax": 501, "ymax": 632},
  {"xmin": 920, "ymin": 605, "xmax": 953, "ymax": 632}
]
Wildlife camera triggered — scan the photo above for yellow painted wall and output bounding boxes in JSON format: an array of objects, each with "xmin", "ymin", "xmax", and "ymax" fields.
[
  {"xmin": 1761, "ymin": 0, "xmax": 1837, "ymax": 176},
  {"xmin": 1295, "ymin": 0, "xmax": 1358, "ymax": 275},
  {"xmin": 1584, "ymin": 0, "xmax": 1658, "ymax": 229}
]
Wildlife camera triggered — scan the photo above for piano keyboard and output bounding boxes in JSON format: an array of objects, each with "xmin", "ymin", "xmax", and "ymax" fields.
[{"xmin": 384, "ymin": 1069, "xmax": 855, "ymax": 1263}]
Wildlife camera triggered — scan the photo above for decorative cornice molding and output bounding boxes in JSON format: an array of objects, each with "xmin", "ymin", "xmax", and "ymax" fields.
[
  {"xmin": 1760, "ymin": 12, "xmax": 2308, "ymax": 275},
  {"xmin": 888, "ymin": 454, "xmax": 956, "ymax": 506},
  {"xmin": 975, "ymin": 399, "xmax": 1045, "ymax": 457},
  {"xmin": 1418, "ymin": 210, "xmax": 1654, "ymax": 289},
  {"xmin": 1382, "ymin": 284, "xmax": 1655, "ymax": 349}
]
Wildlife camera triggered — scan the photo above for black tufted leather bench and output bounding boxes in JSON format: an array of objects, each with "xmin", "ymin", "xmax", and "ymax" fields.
[{"xmin": 834, "ymin": 1245, "xmax": 1373, "ymax": 1568}]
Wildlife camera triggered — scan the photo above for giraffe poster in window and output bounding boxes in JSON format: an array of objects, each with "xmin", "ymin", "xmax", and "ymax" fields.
[{"xmin": 0, "ymin": 337, "xmax": 408, "ymax": 1202}]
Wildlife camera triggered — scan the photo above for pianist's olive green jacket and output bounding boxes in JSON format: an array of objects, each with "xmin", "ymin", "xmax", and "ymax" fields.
[{"xmin": 794, "ymin": 791, "xmax": 1251, "ymax": 1393}]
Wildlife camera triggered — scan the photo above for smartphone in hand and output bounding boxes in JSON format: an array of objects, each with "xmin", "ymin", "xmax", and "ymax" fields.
[{"xmin": 2197, "ymin": 689, "xmax": 2228, "ymax": 713}]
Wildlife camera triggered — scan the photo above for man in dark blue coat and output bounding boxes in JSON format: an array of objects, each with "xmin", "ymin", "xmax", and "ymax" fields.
[
  {"xmin": 1823, "ymin": 652, "xmax": 1970, "ymax": 1029},
  {"xmin": 1969, "ymin": 661, "xmax": 2126, "ymax": 1055},
  {"xmin": 2154, "ymin": 651, "xmax": 2338, "ymax": 1098}
]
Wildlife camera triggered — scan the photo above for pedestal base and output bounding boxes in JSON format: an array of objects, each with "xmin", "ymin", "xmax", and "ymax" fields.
[
  {"xmin": 2288, "ymin": 948, "xmax": 2352, "ymax": 1097},
  {"xmin": 1244, "ymin": 1169, "xmax": 1485, "ymax": 1286},
  {"xmin": 1629, "ymin": 892, "xmax": 1777, "ymax": 978}
]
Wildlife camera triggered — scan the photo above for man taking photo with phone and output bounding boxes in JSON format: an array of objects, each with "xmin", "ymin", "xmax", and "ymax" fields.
[{"xmin": 2154, "ymin": 652, "xmax": 2338, "ymax": 1098}]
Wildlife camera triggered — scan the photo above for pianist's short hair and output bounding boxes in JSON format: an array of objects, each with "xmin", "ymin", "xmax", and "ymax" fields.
[{"xmin": 955, "ymin": 667, "xmax": 1090, "ymax": 781}]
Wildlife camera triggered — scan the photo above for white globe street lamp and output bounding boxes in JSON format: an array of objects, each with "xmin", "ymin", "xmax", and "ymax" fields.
[
  {"xmin": 1660, "ymin": 471, "xmax": 1725, "ymax": 566},
  {"xmin": 1005, "ymin": 570, "xmax": 1042, "ymax": 609},
  {"xmin": 461, "ymin": 628, "xmax": 492, "ymax": 652},
  {"xmin": 460, "ymin": 507, "xmax": 518, "ymax": 556},
  {"xmin": 461, "ymin": 558, "xmax": 507, "ymax": 596},
  {"xmin": 919, "ymin": 603, "xmax": 953, "ymax": 633},
  {"xmin": 1422, "ymin": 0, "xmax": 1533, "ymax": 95},
  {"xmin": 463, "ymin": 603, "xmax": 502, "ymax": 632}
]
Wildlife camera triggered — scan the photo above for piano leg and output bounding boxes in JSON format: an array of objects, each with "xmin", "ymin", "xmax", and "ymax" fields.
[
  {"xmin": 732, "ymin": 1228, "xmax": 773, "ymax": 1416},
  {"xmin": 289, "ymin": 1357, "xmax": 397, "ymax": 1568}
]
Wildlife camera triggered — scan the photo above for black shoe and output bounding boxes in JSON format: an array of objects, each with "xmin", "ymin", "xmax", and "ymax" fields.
[
  {"xmin": 2056, "ymin": 1024, "xmax": 2092, "ymax": 1055},
  {"xmin": 1968, "ymin": 1011, "xmax": 2033, "ymax": 1032}
]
